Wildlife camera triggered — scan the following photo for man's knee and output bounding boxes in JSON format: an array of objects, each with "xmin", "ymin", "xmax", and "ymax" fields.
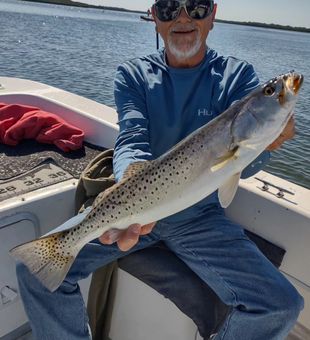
[
  {"xmin": 279, "ymin": 285, "xmax": 304, "ymax": 320},
  {"xmin": 16, "ymin": 262, "xmax": 77, "ymax": 294},
  {"xmin": 16, "ymin": 262, "xmax": 30, "ymax": 282},
  {"xmin": 267, "ymin": 278, "xmax": 304, "ymax": 322}
]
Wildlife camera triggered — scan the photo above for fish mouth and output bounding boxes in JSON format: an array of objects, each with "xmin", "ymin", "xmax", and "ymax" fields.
[
  {"xmin": 283, "ymin": 72, "xmax": 304, "ymax": 95},
  {"xmin": 277, "ymin": 72, "xmax": 303, "ymax": 105}
]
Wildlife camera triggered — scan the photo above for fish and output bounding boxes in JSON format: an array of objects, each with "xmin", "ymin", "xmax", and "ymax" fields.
[{"xmin": 10, "ymin": 71, "xmax": 303, "ymax": 292}]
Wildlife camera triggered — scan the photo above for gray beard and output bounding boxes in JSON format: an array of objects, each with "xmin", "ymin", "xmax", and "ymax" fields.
[{"xmin": 167, "ymin": 33, "xmax": 203, "ymax": 61}]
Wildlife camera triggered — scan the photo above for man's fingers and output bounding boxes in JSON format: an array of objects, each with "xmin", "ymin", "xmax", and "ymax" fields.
[
  {"xmin": 285, "ymin": 116, "xmax": 296, "ymax": 139},
  {"xmin": 267, "ymin": 136, "xmax": 287, "ymax": 151},
  {"xmin": 267, "ymin": 116, "xmax": 295, "ymax": 151},
  {"xmin": 117, "ymin": 224, "xmax": 141, "ymax": 252},
  {"xmin": 99, "ymin": 228, "xmax": 123, "ymax": 244},
  {"xmin": 99, "ymin": 222, "xmax": 156, "ymax": 251},
  {"xmin": 140, "ymin": 222, "xmax": 156, "ymax": 235}
]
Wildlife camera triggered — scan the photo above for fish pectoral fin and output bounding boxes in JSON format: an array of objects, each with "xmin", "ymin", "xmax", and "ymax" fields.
[
  {"xmin": 123, "ymin": 161, "xmax": 151, "ymax": 178},
  {"xmin": 239, "ymin": 141, "xmax": 257, "ymax": 150},
  {"xmin": 211, "ymin": 148, "xmax": 239, "ymax": 172},
  {"xmin": 218, "ymin": 172, "xmax": 241, "ymax": 208}
]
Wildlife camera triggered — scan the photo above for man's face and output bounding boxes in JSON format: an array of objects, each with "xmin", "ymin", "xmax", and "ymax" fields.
[{"xmin": 152, "ymin": 1, "xmax": 217, "ymax": 62}]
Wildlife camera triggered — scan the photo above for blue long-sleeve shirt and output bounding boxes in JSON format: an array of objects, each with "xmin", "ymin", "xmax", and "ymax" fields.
[{"xmin": 113, "ymin": 48, "xmax": 270, "ymax": 223}]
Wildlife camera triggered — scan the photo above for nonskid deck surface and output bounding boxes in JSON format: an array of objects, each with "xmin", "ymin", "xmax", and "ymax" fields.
[
  {"xmin": 0, "ymin": 140, "xmax": 105, "ymax": 180},
  {"xmin": 0, "ymin": 140, "xmax": 105, "ymax": 202}
]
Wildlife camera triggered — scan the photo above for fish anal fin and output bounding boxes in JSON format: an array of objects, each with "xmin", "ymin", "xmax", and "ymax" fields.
[
  {"xmin": 218, "ymin": 172, "xmax": 241, "ymax": 208},
  {"xmin": 211, "ymin": 148, "xmax": 239, "ymax": 172}
]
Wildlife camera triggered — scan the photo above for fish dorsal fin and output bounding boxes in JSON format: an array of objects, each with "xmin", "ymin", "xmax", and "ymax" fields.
[
  {"xmin": 93, "ymin": 161, "xmax": 150, "ymax": 208},
  {"xmin": 92, "ymin": 184, "xmax": 117, "ymax": 206},
  {"xmin": 210, "ymin": 147, "xmax": 239, "ymax": 172},
  {"xmin": 218, "ymin": 172, "xmax": 241, "ymax": 208},
  {"xmin": 123, "ymin": 161, "xmax": 150, "ymax": 179}
]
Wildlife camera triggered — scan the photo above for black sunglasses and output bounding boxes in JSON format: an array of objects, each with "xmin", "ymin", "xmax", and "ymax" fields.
[{"xmin": 153, "ymin": 0, "xmax": 214, "ymax": 22}]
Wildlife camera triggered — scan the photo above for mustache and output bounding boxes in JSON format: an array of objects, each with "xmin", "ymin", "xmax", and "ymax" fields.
[{"xmin": 170, "ymin": 25, "xmax": 197, "ymax": 33}]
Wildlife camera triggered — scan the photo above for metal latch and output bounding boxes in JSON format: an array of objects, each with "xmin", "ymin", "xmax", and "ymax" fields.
[
  {"xmin": 255, "ymin": 177, "xmax": 295, "ymax": 199},
  {"xmin": 0, "ymin": 286, "xmax": 18, "ymax": 306}
]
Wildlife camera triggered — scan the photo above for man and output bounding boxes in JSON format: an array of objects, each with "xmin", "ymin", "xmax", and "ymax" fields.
[{"xmin": 16, "ymin": 1, "xmax": 303, "ymax": 339}]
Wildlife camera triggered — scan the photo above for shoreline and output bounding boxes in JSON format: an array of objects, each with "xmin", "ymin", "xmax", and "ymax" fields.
[
  {"xmin": 215, "ymin": 19, "xmax": 310, "ymax": 34},
  {"xmin": 19, "ymin": 0, "xmax": 310, "ymax": 33},
  {"xmin": 20, "ymin": 0, "xmax": 145, "ymax": 14}
]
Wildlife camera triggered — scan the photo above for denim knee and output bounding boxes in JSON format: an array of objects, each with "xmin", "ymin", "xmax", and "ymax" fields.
[
  {"xmin": 267, "ymin": 279, "xmax": 304, "ymax": 323},
  {"xmin": 16, "ymin": 261, "xmax": 78, "ymax": 295},
  {"xmin": 280, "ymin": 286, "xmax": 304, "ymax": 321},
  {"xmin": 16, "ymin": 262, "xmax": 30, "ymax": 284}
]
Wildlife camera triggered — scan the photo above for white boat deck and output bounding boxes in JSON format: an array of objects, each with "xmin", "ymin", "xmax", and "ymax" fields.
[
  {"xmin": 14, "ymin": 323, "xmax": 310, "ymax": 340},
  {"xmin": 16, "ymin": 333, "xmax": 32, "ymax": 340}
]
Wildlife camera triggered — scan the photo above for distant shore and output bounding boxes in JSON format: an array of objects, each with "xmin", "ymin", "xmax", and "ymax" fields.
[
  {"xmin": 20, "ymin": 0, "xmax": 145, "ymax": 14},
  {"xmin": 20, "ymin": 0, "xmax": 310, "ymax": 33},
  {"xmin": 215, "ymin": 19, "xmax": 310, "ymax": 34}
]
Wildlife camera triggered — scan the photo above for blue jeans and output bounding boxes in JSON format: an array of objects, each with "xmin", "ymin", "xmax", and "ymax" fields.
[
  {"xmin": 118, "ymin": 241, "xmax": 230, "ymax": 339},
  {"xmin": 16, "ymin": 205, "xmax": 303, "ymax": 340}
]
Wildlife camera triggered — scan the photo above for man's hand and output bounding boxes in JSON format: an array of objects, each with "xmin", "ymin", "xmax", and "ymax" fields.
[
  {"xmin": 99, "ymin": 222, "xmax": 156, "ymax": 252},
  {"xmin": 267, "ymin": 116, "xmax": 295, "ymax": 151}
]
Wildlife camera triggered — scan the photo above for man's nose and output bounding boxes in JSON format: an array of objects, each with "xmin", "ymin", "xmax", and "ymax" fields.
[{"xmin": 176, "ymin": 7, "xmax": 191, "ymax": 21}]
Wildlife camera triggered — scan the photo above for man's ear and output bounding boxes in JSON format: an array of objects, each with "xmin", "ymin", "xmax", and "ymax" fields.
[
  {"xmin": 210, "ymin": 3, "xmax": 217, "ymax": 30},
  {"xmin": 213, "ymin": 3, "xmax": 218, "ymax": 17},
  {"xmin": 151, "ymin": 5, "xmax": 159, "ymax": 32},
  {"xmin": 151, "ymin": 5, "xmax": 156, "ymax": 19}
]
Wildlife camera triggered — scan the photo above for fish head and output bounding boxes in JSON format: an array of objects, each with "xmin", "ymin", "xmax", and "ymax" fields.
[
  {"xmin": 231, "ymin": 71, "xmax": 303, "ymax": 148},
  {"xmin": 260, "ymin": 71, "xmax": 303, "ymax": 110}
]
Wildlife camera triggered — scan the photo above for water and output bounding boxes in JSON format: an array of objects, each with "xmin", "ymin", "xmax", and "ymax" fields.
[{"xmin": 0, "ymin": 0, "xmax": 309, "ymax": 189}]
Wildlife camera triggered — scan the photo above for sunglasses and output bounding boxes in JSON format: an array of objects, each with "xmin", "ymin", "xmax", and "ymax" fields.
[{"xmin": 153, "ymin": 0, "xmax": 214, "ymax": 22}]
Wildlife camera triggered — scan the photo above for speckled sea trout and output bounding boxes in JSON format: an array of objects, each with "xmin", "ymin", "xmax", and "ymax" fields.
[{"xmin": 10, "ymin": 72, "xmax": 303, "ymax": 292}]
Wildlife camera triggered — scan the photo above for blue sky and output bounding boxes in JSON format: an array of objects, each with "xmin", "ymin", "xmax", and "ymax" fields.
[{"xmin": 75, "ymin": 0, "xmax": 310, "ymax": 28}]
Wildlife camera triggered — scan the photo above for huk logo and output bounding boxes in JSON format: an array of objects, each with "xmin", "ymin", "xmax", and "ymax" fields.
[{"xmin": 197, "ymin": 108, "xmax": 213, "ymax": 116}]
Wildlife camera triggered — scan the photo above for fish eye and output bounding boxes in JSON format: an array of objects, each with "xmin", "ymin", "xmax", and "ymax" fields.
[{"xmin": 263, "ymin": 85, "xmax": 276, "ymax": 96}]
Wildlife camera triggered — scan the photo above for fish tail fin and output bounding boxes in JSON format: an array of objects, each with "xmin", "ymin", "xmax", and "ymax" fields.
[{"xmin": 10, "ymin": 231, "xmax": 77, "ymax": 292}]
